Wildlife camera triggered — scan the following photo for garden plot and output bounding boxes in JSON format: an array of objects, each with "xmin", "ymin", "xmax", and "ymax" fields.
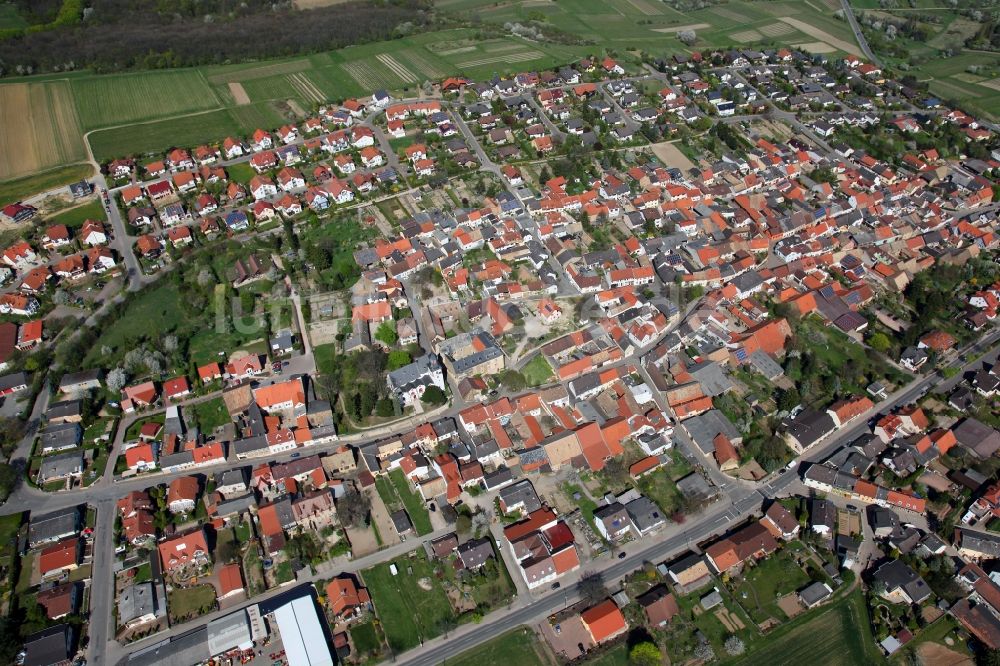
[
  {"xmin": 376, "ymin": 53, "xmax": 418, "ymax": 83},
  {"xmin": 978, "ymin": 77, "xmax": 1000, "ymax": 92}
]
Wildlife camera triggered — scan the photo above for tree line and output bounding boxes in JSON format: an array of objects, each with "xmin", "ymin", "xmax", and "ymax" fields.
[{"xmin": 0, "ymin": 0, "xmax": 432, "ymax": 75}]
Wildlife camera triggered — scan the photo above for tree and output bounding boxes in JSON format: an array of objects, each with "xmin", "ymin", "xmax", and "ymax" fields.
[
  {"xmin": 868, "ymin": 331, "xmax": 891, "ymax": 353},
  {"xmin": 106, "ymin": 367, "xmax": 128, "ymax": 392},
  {"xmin": 375, "ymin": 398, "xmax": 395, "ymax": 417},
  {"xmin": 0, "ymin": 463, "xmax": 16, "ymax": 503},
  {"xmin": 499, "ymin": 370, "xmax": 526, "ymax": 392},
  {"xmin": 629, "ymin": 642, "xmax": 661, "ymax": 666},
  {"xmin": 337, "ymin": 487, "xmax": 370, "ymax": 529},
  {"xmin": 578, "ymin": 572, "xmax": 608, "ymax": 606},
  {"xmin": 677, "ymin": 29, "xmax": 697, "ymax": 45},
  {"xmin": 387, "ymin": 350, "xmax": 412, "ymax": 371},
  {"xmin": 724, "ymin": 636, "xmax": 745, "ymax": 656},
  {"xmin": 456, "ymin": 513, "xmax": 472, "ymax": 535},
  {"xmin": 421, "ymin": 385, "xmax": 447, "ymax": 406},
  {"xmin": 374, "ymin": 321, "xmax": 398, "ymax": 346}
]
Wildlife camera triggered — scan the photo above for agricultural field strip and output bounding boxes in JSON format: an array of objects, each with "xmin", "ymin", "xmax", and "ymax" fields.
[
  {"xmin": 288, "ymin": 73, "xmax": 325, "ymax": 104},
  {"xmin": 399, "ymin": 48, "xmax": 447, "ymax": 79},
  {"xmin": 207, "ymin": 60, "xmax": 312, "ymax": 84},
  {"xmin": 457, "ymin": 51, "xmax": 546, "ymax": 68},
  {"xmin": 340, "ymin": 59, "xmax": 405, "ymax": 91},
  {"xmin": 376, "ymin": 53, "xmax": 418, "ymax": 83}
]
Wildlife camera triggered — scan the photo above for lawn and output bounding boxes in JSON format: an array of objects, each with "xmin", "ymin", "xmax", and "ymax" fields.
[
  {"xmin": 635, "ymin": 451, "xmax": 692, "ymax": 517},
  {"xmin": 387, "ymin": 469, "xmax": 433, "ymax": 536},
  {"xmin": 226, "ymin": 162, "xmax": 255, "ymax": 186},
  {"xmin": 47, "ymin": 200, "xmax": 106, "ymax": 228},
  {"xmin": 0, "ymin": 163, "xmax": 93, "ymax": 205},
  {"xmin": 168, "ymin": 584, "xmax": 217, "ymax": 622},
  {"xmin": 191, "ymin": 397, "xmax": 231, "ymax": 432},
  {"xmin": 314, "ymin": 343, "xmax": 339, "ymax": 376},
  {"xmin": 582, "ymin": 643, "xmax": 629, "ymax": 666},
  {"xmin": 362, "ymin": 548, "xmax": 456, "ymax": 653},
  {"xmin": 448, "ymin": 627, "xmax": 551, "ymax": 666},
  {"xmin": 350, "ymin": 621, "xmax": 383, "ymax": 656},
  {"xmin": 732, "ymin": 547, "xmax": 811, "ymax": 624},
  {"xmin": 731, "ymin": 587, "xmax": 884, "ymax": 666},
  {"xmin": 134, "ymin": 562, "xmax": 152, "ymax": 583},
  {"xmin": 522, "ymin": 354, "xmax": 554, "ymax": 386},
  {"xmin": 125, "ymin": 413, "xmax": 165, "ymax": 440}
]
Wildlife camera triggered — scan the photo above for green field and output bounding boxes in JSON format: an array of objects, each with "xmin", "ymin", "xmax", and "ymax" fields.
[
  {"xmin": 0, "ymin": 163, "xmax": 94, "ymax": 205},
  {"xmin": 87, "ymin": 109, "xmax": 242, "ymax": 162},
  {"xmin": 72, "ymin": 70, "xmax": 220, "ymax": 130},
  {"xmin": 362, "ymin": 548, "xmax": 456, "ymax": 652},
  {"xmin": 732, "ymin": 587, "xmax": 884, "ymax": 666},
  {"xmin": 448, "ymin": 627, "xmax": 551, "ymax": 666},
  {"xmin": 47, "ymin": 200, "xmax": 106, "ymax": 228}
]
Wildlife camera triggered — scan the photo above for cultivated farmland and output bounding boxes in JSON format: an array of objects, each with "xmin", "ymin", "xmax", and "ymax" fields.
[
  {"xmin": 0, "ymin": 81, "xmax": 87, "ymax": 180},
  {"xmin": 72, "ymin": 70, "xmax": 220, "ymax": 130}
]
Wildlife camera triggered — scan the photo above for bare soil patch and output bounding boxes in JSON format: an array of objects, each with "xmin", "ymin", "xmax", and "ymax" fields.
[
  {"xmin": 777, "ymin": 593, "xmax": 805, "ymax": 619},
  {"xmin": 650, "ymin": 141, "xmax": 694, "ymax": 170},
  {"xmin": 917, "ymin": 643, "xmax": 973, "ymax": 666},
  {"xmin": 653, "ymin": 22, "xmax": 710, "ymax": 33},
  {"xmin": 228, "ymin": 82, "xmax": 251, "ymax": 105}
]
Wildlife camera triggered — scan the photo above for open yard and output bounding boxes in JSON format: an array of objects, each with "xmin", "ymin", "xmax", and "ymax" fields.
[
  {"xmin": 522, "ymin": 354, "xmax": 554, "ymax": 386},
  {"xmin": 167, "ymin": 584, "xmax": 217, "ymax": 623},
  {"xmin": 362, "ymin": 548, "xmax": 456, "ymax": 653},
  {"xmin": 191, "ymin": 397, "xmax": 231, "ymax": 432}
]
